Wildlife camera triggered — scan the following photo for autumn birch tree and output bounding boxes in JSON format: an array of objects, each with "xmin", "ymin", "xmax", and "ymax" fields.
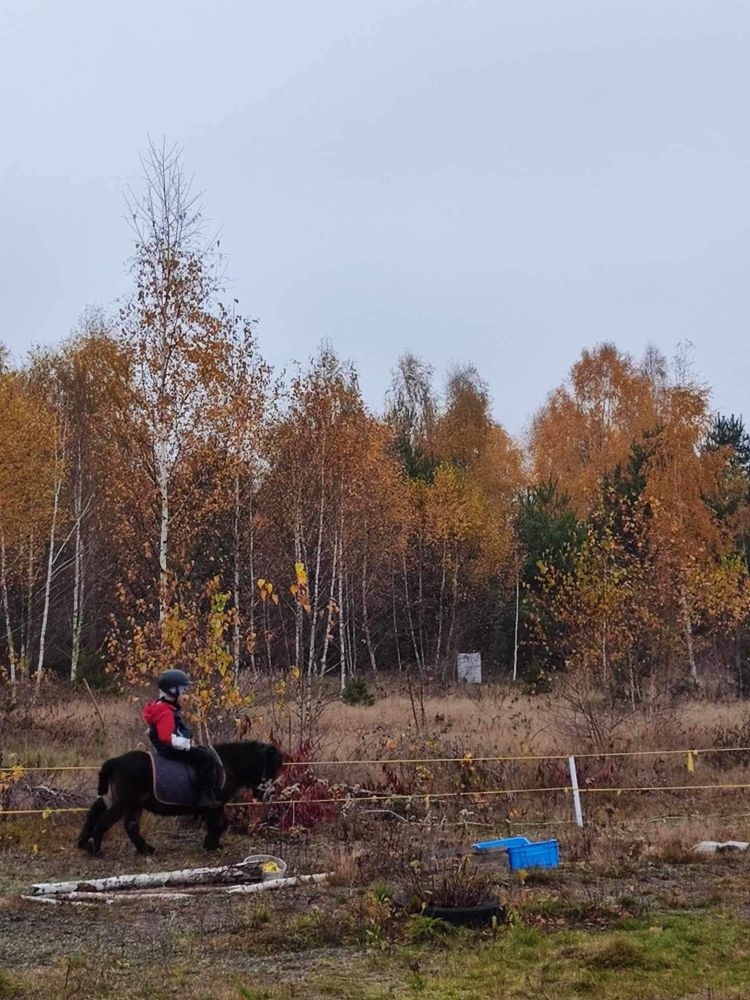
[{"xmin": 121, "ymin": 139, "xmax": 228, "ymax": 623}]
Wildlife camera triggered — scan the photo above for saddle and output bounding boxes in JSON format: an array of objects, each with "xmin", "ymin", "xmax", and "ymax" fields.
[{"xmin": 148, "ymin": 749, "xmax": 225, "ymax": 807}]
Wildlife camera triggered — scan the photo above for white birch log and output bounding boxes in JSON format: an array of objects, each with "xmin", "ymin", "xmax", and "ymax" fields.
[
  {"xmin": 30, "ymin": 857, "xmax": 278, "ymax": 896},
  {"xmin": 20, "ymin": 895, "xmax": 98, "ymax": 907},
  {"xmin": 24, "ymin": 872, "xmax": 328, "ymax": 905},
  {"xmin": 226, "ymin": 873, "xmax": 329, "ymax": 894}
]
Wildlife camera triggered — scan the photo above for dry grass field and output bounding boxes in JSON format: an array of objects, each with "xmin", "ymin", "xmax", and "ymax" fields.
[{"xmin": 3, "ymin": 678, "xmax": 750, "ymax": 998}]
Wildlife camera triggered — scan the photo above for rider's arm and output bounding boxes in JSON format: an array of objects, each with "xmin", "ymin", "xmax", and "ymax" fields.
[{"xmin": 152, "ymin": 703, "xmax": 191, "ymax": 749}]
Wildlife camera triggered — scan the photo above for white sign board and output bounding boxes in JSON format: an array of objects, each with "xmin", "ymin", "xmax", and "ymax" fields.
[{"xmin": 457, "ymin": 651, "xmax": 482, "ymax": 684}]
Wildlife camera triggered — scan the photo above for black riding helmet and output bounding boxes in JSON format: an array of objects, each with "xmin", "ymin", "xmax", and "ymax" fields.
[{"xmin": 157, "ymin": 669, "xmax": 192, "ymax": 698}]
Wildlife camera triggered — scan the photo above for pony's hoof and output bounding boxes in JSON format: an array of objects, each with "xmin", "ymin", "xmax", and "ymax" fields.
[{"xmin": 85, "ymin": 838, "xmax": 101, "ymax": 857}]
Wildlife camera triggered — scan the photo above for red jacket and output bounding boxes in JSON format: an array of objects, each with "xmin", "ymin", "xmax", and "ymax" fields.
[{"xmin": 143, "ymin": 699, "xmax": 192, "ymax": 749}]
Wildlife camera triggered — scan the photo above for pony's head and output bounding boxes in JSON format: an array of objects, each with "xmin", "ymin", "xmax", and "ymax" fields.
[{"xmin": 216, "ymin": 740, "xmax": 284, "ymax": 799}]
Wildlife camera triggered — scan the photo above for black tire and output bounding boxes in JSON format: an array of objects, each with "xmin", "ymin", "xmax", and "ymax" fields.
[{"xmin": 421, "ymin": 901, "xmax": 505, "ymax": 926}]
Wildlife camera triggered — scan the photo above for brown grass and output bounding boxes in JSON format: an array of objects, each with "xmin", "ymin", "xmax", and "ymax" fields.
[{"xmin": 3, "ymin": 677, "xmax": 750, "ymax": 864}]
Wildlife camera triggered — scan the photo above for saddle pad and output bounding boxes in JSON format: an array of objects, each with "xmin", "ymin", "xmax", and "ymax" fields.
[{"xmin": 149, "ymin": 750, "xmax": 225, "ymax": 807}]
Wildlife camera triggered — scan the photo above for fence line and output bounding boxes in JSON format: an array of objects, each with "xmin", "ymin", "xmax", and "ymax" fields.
[
  {"xmin": 3, "ymin": 779, "xmax": 750, "ymax": 817},
  {"xmin": 3, "ymin": 743, "xmax": 750, "ymax": 774}
]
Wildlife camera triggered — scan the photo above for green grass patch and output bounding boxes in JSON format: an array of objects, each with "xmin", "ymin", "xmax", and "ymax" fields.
[
  {"xmin": 250, "ymin": 912, "xmax": 750, "ymax": 999},
  {"xmin": 377, "ymin": 913, "xmax": 750, "ymax": 1000}
]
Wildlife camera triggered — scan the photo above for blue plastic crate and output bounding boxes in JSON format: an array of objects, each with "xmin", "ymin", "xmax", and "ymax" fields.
[
  {"xmin": 472, "ymin": 836, "xmax": 530, "ymax": 852},
  {"xmin": 506, "ymin": 838, "xmax": 559, "ymax": 871}
]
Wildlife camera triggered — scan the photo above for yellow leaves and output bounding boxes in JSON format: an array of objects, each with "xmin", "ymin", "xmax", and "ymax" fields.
[
  {"xmin": 290, "ymin": 665, "xmax": 301, "ymax": 680},
  {"xmin": 290, "ymin": 562, "xmax": 311, "ymax": 614},
  {"xmin": 111, "ymin": 575, "xmax": 251, "ymax": 730}
]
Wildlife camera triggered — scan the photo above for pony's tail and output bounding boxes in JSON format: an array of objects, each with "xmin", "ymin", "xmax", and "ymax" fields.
[{"xmin": 97, "ymin": 758, "xmax": 116, "ymax": 797}]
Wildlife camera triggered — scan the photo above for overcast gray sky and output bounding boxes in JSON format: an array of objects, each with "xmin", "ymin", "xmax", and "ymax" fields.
[{"xmin": 2, "ymin": 0, "xmax": 749, "ymax": 434}]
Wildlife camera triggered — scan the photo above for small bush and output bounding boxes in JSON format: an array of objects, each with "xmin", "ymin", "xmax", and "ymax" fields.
[
  {"xmin": 401, "ymin": 856, "xmax": 495, "ymax": 910},
  {"xmin": 74, "ymin": 648, "xmax": 115, "ymax": 691},
  {"xmin": 370, "ymin": 881, "xmax": 393, "ymax": 903},
  {"xmin": 238, "ymin": 738, "xmax": 346, "ymax": 832},
  {"xmin": 341, "ymin": 677, "xmax": 375, "ymax": 706}
]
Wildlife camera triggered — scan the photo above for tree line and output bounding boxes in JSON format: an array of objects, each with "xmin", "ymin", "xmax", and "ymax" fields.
[{"xmin": 2, "ymin": 143, "xmax": 749, "ymax": 707}]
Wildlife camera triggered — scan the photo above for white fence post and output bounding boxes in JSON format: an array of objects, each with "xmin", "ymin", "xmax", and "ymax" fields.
[{"xmin": 568, "ymin": 755, "xmax": 584, "ymax": 827}]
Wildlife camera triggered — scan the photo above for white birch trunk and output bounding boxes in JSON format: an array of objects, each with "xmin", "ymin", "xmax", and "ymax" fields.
[
  {"xmin": 338, "ymin": 511, "xmax": 347, "ymax": 692},
  {"xmin": 247, "ymin": 483, "xmax": 256, "ymax": 674},
  {"xmin": 392, "ymin": 565, "xmax": 403, "ymax": 671},
  {"xmin": 402, "ymin": 552, "xmax": 422, "ymax": 670},
  {"xmin": 346, "ymin": 571, "xmax": 356, "ymax": 675},
  {"xmin": 157, "ymin": 430, "xmax": 169, "ymax": 622},
  {"xmin": 22, "ymin": 533, "xmax": 34, "ymax": 673},
  {"xmin": 436, "ymin": 539, "xmax": 447, "ymax": 669},
  {"xmin": 445, "ymin": 543, "xmax": 460, "ymax": 661},
  {"xmin": 232, "ymin": 466, "xmax": 241, "ymax": 675},
  {"xmin": 293, "ymin": 514, "xmax": 303, "ymax": 670},
  {"xmin": 70, "ymin": 444, "xmax": 84, "ymax": 682},
  {"xmin": 417, "ymin": 537, "xmax": 426, "ymax": 667},
  {"xmin": 512, "ymin": 563, "xmax": 520, "ymax": 682},
  {"xmin": 307, "ymin": 471, "xmax": 326, "ymax": 677},
  {"xmin": 682, "ymin": 592, "xmax": 697, "ymax": 681},
  {"xmin": 1, "ymin": 533, "xmax": 16, "ymax": 686},
  {"xmin": 36, "ymin": 455, "xmax": 63, "ymax": 687},
  {"xmin": 362, "ymin": 551, "xmax": 377, "ymax": 673},
  {"xmin": 320, "ymin": 533, "xmax": 338, "ymax": 676}
]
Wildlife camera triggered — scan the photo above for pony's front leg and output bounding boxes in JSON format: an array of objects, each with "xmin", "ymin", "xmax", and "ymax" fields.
[{"xmin": 203, "ymin": 806, "xmax": 226, "ymax": 850}]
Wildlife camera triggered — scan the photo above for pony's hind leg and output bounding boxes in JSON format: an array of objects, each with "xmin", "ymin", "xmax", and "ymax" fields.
[
  {"xmin": 76, "ymin": 798, "xmax": 107, "ymax": 849},
  {"xmin": 86, "ymin": 801, "xmax": 127, "ymax": 856},
  {"xmin": 124, "ymin": 809, "xmax": 155, "ymax": 855}
]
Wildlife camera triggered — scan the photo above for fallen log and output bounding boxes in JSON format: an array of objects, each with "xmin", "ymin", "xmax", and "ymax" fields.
[
  {"xmin": 692, "ymin": 840, "xmax": 749, "ymax": 855},
  {"xmin": 30, "ymin": 856, "xmax": 283, "ymax": 896},
  {"xmin": 23, "ymin": 873, "xmax": 330, "ymax": 905},
  {"xmin": 226, "ymin": 873, "xmax": 330, "ymax": 894},
  {"xmin": 21, "ymin": 894, "xmax": 98, "ymax": 908}
]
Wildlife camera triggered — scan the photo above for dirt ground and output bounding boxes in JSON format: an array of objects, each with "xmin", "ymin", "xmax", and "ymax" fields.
[
  {"xmin": 3, "ymin": 816, "xmax": 750, "ymax": 999},
  {"xmin": 4, "ymin": 682, "xmax": 750, "ymax": 997}
]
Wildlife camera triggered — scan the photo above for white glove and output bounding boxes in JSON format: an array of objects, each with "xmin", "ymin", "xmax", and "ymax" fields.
[{"xmin": 171, "ymin": 735, "xmax": 192, "ymax": 751}]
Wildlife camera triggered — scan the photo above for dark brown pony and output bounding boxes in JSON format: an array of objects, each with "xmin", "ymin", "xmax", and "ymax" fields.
[{"xmin": 76, "ymin": 741, "xmax": 283, "ymax": 855}]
